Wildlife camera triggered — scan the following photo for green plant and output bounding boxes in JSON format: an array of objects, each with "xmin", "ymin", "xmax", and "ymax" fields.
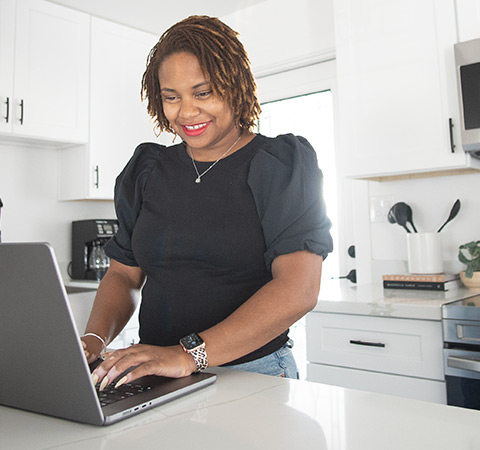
[{"xmin": 458, "ymin": 241, "xmax": 480, "ymax": 278}]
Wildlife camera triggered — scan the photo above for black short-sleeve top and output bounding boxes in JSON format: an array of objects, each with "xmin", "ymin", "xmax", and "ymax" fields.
[{"xmin": 104, "ymin": 133, "xmax": 333, "ymax": 365}]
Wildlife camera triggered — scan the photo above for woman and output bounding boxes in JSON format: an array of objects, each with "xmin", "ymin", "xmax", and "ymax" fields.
[{"xmin": 82, "ymin": 15, "xmax": 333, "ymax": 390}]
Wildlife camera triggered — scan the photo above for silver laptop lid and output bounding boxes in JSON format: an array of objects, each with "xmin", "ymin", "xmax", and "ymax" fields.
[{"xmin": 0, "ymin": 242, "xmax": 104, "ymax": 425}]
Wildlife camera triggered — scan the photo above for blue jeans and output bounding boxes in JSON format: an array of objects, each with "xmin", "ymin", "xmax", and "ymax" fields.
[{"xmin": 226, "ymin": 339, "xmax": 299, "ymax": 379}]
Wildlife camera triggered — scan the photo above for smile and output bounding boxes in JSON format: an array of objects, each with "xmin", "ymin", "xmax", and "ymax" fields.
[
  {"xmin": 182, "ymin": 122, "xmax": 210, "ymax": 136},
  {"xmin": 184, "ymin": 123, "xmax": 208, "ymax": 130}
]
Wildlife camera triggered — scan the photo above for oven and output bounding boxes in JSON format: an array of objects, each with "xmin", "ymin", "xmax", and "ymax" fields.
[{"xmin": 442, "ymin": 296, "xmax": 480, "ymax": 410}]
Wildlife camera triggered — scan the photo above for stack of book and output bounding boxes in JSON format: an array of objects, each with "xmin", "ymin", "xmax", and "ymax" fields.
[{"xmin": 382, "ymin": 273, "xmax": 461, "ymax": 291}]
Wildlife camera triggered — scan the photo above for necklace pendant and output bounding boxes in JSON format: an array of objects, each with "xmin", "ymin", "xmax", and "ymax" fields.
[{"xmin": 188, "ymin": 134, "xmax": 241, "ymax": 185}]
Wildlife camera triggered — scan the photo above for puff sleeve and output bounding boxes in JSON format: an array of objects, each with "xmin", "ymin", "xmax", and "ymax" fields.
[
  {"xmin": 247, "ymin": 134, "xmax": 333, "ymax": 271},
  {"xmin": 104, "ymin": 143, "xmax": 160, "ymax": 266}
]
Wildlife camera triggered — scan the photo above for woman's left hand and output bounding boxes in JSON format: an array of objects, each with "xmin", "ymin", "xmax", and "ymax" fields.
[{"xmin": 91, "ymin": 344, "xmax": 196, "ymax": 390}]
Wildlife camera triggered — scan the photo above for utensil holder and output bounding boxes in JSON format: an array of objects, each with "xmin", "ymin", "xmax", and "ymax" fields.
[{"xmin": 407, "ymin": 233, "xmax": 443, "ymax": 274}]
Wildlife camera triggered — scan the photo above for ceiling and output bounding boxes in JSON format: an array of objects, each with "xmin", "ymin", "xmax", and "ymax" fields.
[{"xmin": 47, "ymin": 0, "xmax": 267, "ymax": 35}]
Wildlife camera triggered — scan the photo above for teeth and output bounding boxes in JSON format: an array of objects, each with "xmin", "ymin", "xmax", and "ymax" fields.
[{"xmin": 185, "ymin": 123, "xmax": 207, "ymax": 130}]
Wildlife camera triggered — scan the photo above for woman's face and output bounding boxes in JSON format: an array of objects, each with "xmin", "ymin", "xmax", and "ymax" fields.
[{"xmin": 158, "ymin": 52, "xmax": 239, "ymax": 160}]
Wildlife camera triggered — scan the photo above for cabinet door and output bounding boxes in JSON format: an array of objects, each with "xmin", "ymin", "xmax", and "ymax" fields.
[
  {"xmin": 0, "ymin": 0, "xmax": 15, "ymax": 134},
  {"xmin": 87, "ymin": 17, "xmax": 158, "ymax": 199},
  {"xmin": 334, "ymin": 0, "xmax": 477, "ymax": 179},
  {"xmin": 13, "ymin": 0, "xmax": 89, "ymax": 143}
]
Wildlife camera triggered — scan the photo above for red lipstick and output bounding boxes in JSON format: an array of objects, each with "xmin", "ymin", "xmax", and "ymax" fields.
[{"xmin": 182, "ymin": 122, "xmax": 210, "ymax": 137}]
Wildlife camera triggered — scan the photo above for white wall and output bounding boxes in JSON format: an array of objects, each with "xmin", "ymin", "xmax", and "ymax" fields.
[
  {"xmin": 366, "ymin": 172, "xmax": 480, "ymax": 281},
  {"xmin": 223, "ymin": 0, "xmax": 335, "ymax": 78},
  {"xmin": 0, "ymin": 142, "xmax": 115, "ymax": 265}
]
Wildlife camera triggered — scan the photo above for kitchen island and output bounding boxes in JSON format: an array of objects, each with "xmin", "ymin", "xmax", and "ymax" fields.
[{"xmin": 1, "ymin": 367, "xmax": 479, "ymax": 450}]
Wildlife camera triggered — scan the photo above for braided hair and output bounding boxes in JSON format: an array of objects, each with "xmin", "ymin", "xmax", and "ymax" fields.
[{"xmin": 141, "ymin": 15, "xmax": 261, "ymax": 135}]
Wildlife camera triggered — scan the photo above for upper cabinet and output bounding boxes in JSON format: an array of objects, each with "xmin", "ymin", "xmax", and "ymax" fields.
[
  {"xmin": 0, "ymin": 0, "xmax": 15, "ymax": 135},
  {"xmin": 334, "ymin": 0, "xmax": 480, "ymax": 180},
  {"xmin": 0, "ymin": 0, "xmax": 89, "ymax": 144},
  {"xmin": 456, "ymin": 0, "xmax": 480, "ymax": 42},
  {"xmin": 59, "ymin": 18, "xmax": 161, "ymax": 200}
]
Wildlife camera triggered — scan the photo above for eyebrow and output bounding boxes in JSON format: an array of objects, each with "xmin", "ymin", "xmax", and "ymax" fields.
[
  {"xmin": 160, "ymin": 82, "xmax": 211, "ymax": 93},
  {"xmin": 193, "ymin": 82, "xmax": 210, "ymax": 89}
]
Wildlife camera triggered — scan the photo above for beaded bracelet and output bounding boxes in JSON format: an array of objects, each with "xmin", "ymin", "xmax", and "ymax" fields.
[{"xmin": 82, "ymin": 332, "xmax": 107, "ymax": 353}]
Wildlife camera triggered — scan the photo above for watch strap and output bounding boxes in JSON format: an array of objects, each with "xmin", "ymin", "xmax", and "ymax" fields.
[{"xmin": 188, "ymin": 345, "xmax": 208, "ymax": 372}]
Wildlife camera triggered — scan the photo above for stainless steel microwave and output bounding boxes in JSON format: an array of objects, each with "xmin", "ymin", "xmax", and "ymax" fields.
[{"xmin": 454, "ymin": 38, "xmax": 480, "ymax": 157}]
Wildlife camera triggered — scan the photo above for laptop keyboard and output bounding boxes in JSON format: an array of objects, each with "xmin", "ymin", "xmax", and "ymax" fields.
[{"xmin": 95, "ymin": 382, "xmax": 153, "ymax": 407}]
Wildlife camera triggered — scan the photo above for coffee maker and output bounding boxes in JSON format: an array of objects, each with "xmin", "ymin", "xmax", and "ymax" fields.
[{"xmin": 71, "ymin": 219, "xmax": 119, "ymax": 281}]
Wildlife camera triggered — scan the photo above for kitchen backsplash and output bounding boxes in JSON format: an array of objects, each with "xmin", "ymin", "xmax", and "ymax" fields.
[{"xmin": 367, "ymin": 171, "xmax": 480, "ymax": 280}]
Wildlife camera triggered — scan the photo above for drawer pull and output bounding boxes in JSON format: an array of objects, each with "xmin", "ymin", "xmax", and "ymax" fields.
[
  {"xmin": 94, "ymin": 165, "xmax": 100, "ymax": 189},
  {"xmin": 448, "ymin": 118, "xmax": 455, "ymax": 153},
  {"xmin": 349, "ymin": 339, "xmax": 385, "ymax": 348},
  {"xmin": 4, "ymin": 97, "xmax": 9, "ymax": 123},
  {"xmin": 448, "ymin": 356, "xmax": 480, "ymax": 373},
  {"xmin": 19, "ymin": 99, "xmax": 24, "ymax": 125}
]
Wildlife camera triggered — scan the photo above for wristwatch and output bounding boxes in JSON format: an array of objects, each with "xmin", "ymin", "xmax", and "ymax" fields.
[{"xmin": 179, "ymin": 333, "xmax": 208, "ymax": 373}]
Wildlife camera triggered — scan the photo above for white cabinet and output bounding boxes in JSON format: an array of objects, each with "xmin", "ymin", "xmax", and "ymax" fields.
[
  {"xmin": 334, "ymin": 0, "xmax": 480, "ymax": 180},
  {"xmin": 0, "ymin": 0, "xmax": 89, "ymax": 143},
  {"xmin": 456, "ymin": 0, "xmax": 480, "ymax": 42},
  {"xmin": 0, "ymin": 0, "xmax": 15, "ymax": 135},
  {"xmin": 306, "ymin": 312, "xmax": 447, "ymax": 404},
  {"xmin": 59, "ymin": 18, "xmax": 160, "ymax": 200}
]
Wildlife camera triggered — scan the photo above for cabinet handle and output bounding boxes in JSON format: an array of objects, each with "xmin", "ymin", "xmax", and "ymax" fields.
[
  {"xmin": 4, "ymin": 97, "xmax": 9, "ymax": 123},
  {"xmin": 19, "ymin": 99, "xmax": 24, "ymax": 125},
  {"xmin": 449, "ymin": 118, "xmax": 455, "ymax": 153},
  {"xmin": 94, "ymin": 165, "xmax": 100, "ymax": 189},
  {"xmin": 349, "ymin": 339, "xmax": 385, "ymax": 348},
  {"xmin": 448, "ymin": 356, "xmax": 480, "ymax": 373}
]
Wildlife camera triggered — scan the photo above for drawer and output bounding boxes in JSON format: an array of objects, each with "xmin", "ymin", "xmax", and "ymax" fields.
[
  {"xmin": 306, "ymin": 312, "xmax": 444, "ymax": 380},
  {"xmin": 306, "ymin": 363, "xmax": 446, "ymax": 404}
]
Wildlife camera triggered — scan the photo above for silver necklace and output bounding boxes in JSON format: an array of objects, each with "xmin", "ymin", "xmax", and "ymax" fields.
[{"xmin": 188, "ymin": 134, "xmax": 242, "ymax": 183}]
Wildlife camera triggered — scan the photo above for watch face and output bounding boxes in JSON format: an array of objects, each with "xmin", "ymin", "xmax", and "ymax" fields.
[{"xmin": 180, "ymin": 333, "xmax": 204, "ymax": 350}]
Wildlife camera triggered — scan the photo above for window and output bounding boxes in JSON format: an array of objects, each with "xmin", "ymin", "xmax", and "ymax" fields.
[{"xmin": 258, "ymin": 90, "xmax": 339, "ymax": 282}]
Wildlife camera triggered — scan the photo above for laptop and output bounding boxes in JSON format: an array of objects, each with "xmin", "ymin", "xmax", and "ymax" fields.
[{"xmin": 0, "ymin": 242, "xmax": 216, "ymax": 426}]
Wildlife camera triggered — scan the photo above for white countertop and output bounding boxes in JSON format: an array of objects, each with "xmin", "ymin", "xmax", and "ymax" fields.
[
  {"xmin": 2, "ymin": 367, "xmax": 479, "ymax": 450},
  {"xmin": 57, "ymin": 261, "xmax": 100, "ymax": 291},
  {"xmin": 314, "ymin": 281, "xmax": 480, "ymax": 320}
]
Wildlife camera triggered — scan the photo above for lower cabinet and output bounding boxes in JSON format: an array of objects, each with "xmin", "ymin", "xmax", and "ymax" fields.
[
  {"xmin": 67, "ymin": 289, "xmax": 139, "ymax": 349},
  {"xmin": 306, "ymin": 312, "xmax": 446, "ymax": 404},
  {"xmin": 67, "ymin": 290, "xmax": 96, "ymax": 334}
]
